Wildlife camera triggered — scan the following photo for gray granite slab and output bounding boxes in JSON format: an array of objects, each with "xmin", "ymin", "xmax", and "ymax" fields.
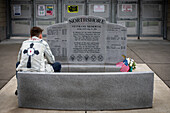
[
  {"xmin": 61, "ymin": 65, "xmax": 69, "ymax": 72},
  {"xmin": 68, "ymin": 65, "xmax": 105, "ymax": 72},
  {"xmin": 17, "ymin": 71, "xmax": 154, "ymax": 110},
  {"xmin": 47, "ymin": 16, "xmax": 127, "ymax": 64},
  {"xmin": 106, "ymin": 23, "xmax": 127, "ymax": 64},
  {"xmin": 67, "ymin": 16, "xmax": 106, "ymax": 64},
  {"xmin": 105, "ymin": 65, "xmax": 121, "ymax": 72},
  {"xmin": 60, "ymin": 65, "xmax": 121, "ymax": 72},
  {"xmin": 47, "ymin": 23, "xmax": 68, "ymax": 63}
]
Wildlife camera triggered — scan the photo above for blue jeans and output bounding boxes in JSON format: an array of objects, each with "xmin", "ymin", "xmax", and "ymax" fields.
[{"xmin": 51, "ymin": 62, "xmax": 61, "ymax": 72}]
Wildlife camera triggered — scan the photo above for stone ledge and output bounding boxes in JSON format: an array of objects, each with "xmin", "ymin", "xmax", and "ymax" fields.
[
  {"xmin": 17, "ymin": 71, "xmax": 154, "ymax": 110},
  {"xmin": 61, "ymin": 65, "xmax": 121, "ymax": 72}
]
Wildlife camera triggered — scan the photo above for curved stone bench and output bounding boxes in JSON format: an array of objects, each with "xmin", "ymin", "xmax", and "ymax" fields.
[{"xmin": 17, "ymin": 71, "xmax": 154, "ymax": 110}]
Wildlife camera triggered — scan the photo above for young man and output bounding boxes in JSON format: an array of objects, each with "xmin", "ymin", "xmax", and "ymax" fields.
[{"xmin": 16, "ymin": 27, "xmax": 61, "ymax": 73}]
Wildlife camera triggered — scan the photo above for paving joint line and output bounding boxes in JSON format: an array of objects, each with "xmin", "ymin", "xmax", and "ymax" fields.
[{"xmin": 127, "ymin": 46, "xmax": 145, "ymax": 63}]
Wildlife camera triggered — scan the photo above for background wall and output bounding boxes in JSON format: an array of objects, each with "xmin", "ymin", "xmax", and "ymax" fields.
[
  {"xmin": 9, "ymin": 0, "xmax": 165, "ymax": 39},
  {"xmin": 0, "ymin": 0, "xmax": 6, "ymax": 42},
  {"xmin": 0, "ymin": 0, "xmax": 168, "ymax": 40},
  {"xmin": 168, "ymin": 0, "xmax": 170, "ymax": 40}
]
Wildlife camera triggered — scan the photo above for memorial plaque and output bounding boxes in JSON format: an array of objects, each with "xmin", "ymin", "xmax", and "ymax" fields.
[
  {"xmin": 106, "ymin": 23, "xmax": 127, "ymax": 64},
  {"xmin": 47, "ymin": 15, "xmax": 127, "ymax": 64},
  {"xmin": 67, "ymin": 16, "xmax": 106, "ymax": 64},
  {"xmin": 47, "ymin": 23, "xmax": 68, "ymax": 63}
]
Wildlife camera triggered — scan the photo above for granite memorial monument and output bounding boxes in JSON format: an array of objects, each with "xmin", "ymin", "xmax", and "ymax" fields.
[{"xmin": 47, "ymin": 16, "xmax": 127, "ymax": 64}]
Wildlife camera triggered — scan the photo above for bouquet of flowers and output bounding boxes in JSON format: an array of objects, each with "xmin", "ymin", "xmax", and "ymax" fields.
[{"xmin": 116, "ymin": 55, "xmax": 136, "ymax": 72}]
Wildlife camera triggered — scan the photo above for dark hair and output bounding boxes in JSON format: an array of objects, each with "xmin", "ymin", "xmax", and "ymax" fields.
[{"xmin": 30, "ymin": 27, "xmax": 43, "ymax": 37}]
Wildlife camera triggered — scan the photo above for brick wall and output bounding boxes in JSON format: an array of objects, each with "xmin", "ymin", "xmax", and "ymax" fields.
[
  {"xmin": 168, "ymin": 0, "xmax": 170, "ymax": 40},
  {"xmin": 0, "ymin": 0, "xmax": 6, "ymax": 42}
]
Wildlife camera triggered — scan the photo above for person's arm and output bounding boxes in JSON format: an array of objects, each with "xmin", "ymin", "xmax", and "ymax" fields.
[
  {"xmin": 17, "ymin": 46, "xmax": 22, "ymax": 62},
  {"xmin": 44, "ymin": 43, "xmax": 55, "ymax": 64}
]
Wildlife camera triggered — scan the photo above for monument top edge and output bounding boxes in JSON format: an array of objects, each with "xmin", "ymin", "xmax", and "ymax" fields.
[
  {"xmin": 47, "ymin": 21, "xmax": 68, "ymax": 29},
  {"xmin": 68, "ymin": 15, "xmax": 106, "ymax": 20},
  {"xmin": 47, "ymin": 15, "xmax": 126, "ymax": 29},
  {"xmin": 47, "ymin": 15, "xmax": 107, "ymax": 28},
  {"xmin": 107, "ymin": 22, "xmax": 127, "ymax": 30},
  {"xmin": 68, "ymin": 15, "xmax": 106, "ymax": 24}
]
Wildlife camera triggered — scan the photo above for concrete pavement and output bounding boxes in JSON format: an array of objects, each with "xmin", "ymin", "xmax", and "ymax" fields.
[
  {"xmin": 127, "ymin": 40, "xmax": 170, "ymax": 88},
  {"xmin": 0, "ymin": 43, "xmax": 20, "ymax": 89}
]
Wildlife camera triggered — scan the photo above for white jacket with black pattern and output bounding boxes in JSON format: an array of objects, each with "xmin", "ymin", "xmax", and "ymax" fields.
[{"xmin": 16, "ymin": 36, "xmax": 55, "ymax": 72}]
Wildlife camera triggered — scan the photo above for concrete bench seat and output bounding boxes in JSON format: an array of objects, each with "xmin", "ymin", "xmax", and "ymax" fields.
[
  {"xmin": 61, "ymin": 65, "xmax": 121, "ymax": 72},
  {"xmin": 17, "ymin": 71, "xmax": 154, "ymax": 111}
]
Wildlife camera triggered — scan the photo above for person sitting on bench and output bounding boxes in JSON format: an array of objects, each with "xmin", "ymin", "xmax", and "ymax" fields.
[
  {"xmin": 16, "ymin": 26, "xmax": 61, "ymax": 72},
  {"xmin": 15, "ymin": 27, "xmax": 61, "ymax": 95}
]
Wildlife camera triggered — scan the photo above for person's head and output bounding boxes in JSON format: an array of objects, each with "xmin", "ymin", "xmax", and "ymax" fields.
[{"xmin": 30, "ymin": 27, "xmax": 43, "ymax": 39}]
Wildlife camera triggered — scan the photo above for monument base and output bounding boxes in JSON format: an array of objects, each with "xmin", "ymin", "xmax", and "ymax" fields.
[
  {"xmin": 61, "ymin": 65, "xmax": 121, "ymax": 72},
  {"xmin": 17, "ymin": 71, "xmax": 154, "ymax": 110}
]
